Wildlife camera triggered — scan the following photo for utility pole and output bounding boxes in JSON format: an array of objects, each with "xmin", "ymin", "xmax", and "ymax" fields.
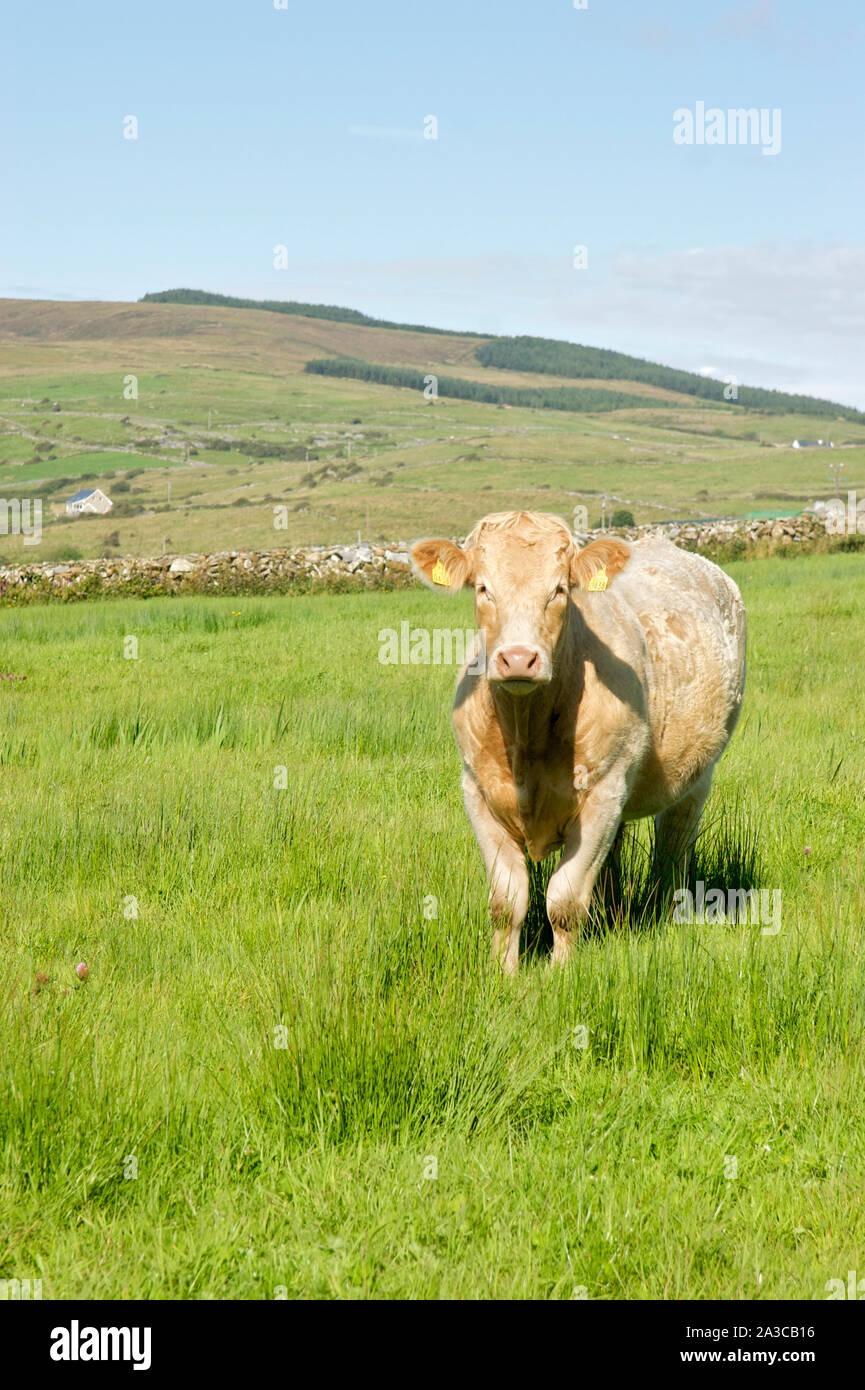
[{"xmin": 829, "ymin": 458, "xmax": 845, "ymax": 499}]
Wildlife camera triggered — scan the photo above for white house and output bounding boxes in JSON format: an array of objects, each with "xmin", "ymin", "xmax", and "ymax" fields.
[
  {"xmin": 792, "ymin": 439, "xmax": 833, "ymax": 449},
  {"xmin": 65, "ymin": 487, "xmax": 113, "ymax": 516}
]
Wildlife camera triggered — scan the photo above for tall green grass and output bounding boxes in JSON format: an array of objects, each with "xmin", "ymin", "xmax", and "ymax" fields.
[{"xmin": 1, "ymin": 554, "xmax": 864, "ymax": 1298}]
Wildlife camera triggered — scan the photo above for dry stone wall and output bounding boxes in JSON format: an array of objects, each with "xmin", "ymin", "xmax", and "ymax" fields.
[{"xmin": 0, "ymin": 514, "xmax": 852, "ymax": 604}]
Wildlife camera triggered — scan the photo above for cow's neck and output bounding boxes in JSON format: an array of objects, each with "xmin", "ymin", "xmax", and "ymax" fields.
[
  {"xmin": 488, "ymin": 666, "xmax": 580, "ymax": 852},
  {"xmin": 490, "ymin": 636, "xmax": 582, "ymax": 764},
  {"xmin": 490, "ymin": 608, "xmax": 583, "ymax": 747},
  {"xmin": 486, "ymin": 610, "xmax": 585, "ymax": 841},
  {"xmin": 491, "ymin": 679, "xmax": 558, "ymax": 757}
]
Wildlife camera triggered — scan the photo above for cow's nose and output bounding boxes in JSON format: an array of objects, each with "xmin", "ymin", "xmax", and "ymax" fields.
[{"xmin": 495, "ymin": 645, "xmax": 541, "ymax": 680}]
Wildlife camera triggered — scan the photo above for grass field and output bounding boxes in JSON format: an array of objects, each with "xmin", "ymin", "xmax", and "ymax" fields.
[
  {"xmin": 2, "ymin": 549, "xmax": 864, "ymax": 1299},
  {"xmin": 1, "ymin": 299, "xmax": 864, "ymax": 564}
]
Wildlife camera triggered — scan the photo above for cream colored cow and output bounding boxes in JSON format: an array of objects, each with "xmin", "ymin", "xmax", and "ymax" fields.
[{"xmin": 411, "ymin": 511, "xmax": 746, "ymax": 973}]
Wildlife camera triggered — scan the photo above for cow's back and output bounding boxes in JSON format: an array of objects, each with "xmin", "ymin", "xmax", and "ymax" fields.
[{"xmin": 607, "ymin": 538, "xmax": 746, "ymax": 816}]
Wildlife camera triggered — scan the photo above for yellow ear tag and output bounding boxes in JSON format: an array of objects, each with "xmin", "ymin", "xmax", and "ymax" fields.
[
  {"xmin": 586, "ymin": 565, "xmax": 608, "ymax": 592},
  {"xmin": 431, "ymin": 559, "xmax": 451, "ymax": 586}
]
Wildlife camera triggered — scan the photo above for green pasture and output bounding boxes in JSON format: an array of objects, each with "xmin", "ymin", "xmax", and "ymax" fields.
[
  {"xmin": 1, "ymin": 364, "xmax": 864, "ymax": 560},
  {"xmin": 1, "ymin": 551, "xmax": 864, "ymax": 1298}
]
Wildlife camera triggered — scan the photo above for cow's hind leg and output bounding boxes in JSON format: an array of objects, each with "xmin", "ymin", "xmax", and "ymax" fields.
[
  {"xmin": 652, "ymin": 767, "xmax": 713, "ymax": 889},
  {"xmin": 462, "ymin": 775, "xmax": 529, "ymax": 976}
]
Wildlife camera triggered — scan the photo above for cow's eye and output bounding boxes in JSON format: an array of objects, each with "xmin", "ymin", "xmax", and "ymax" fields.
[
  {"xmin": 548, "ymin": 585, "xmax": 567, "ymax": 605},
  {"xmin": 477, "ymin": 583, "xmax": 490, "ymax": 599}
]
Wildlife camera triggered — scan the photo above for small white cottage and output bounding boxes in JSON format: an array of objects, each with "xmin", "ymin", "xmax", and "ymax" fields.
[{"xmin": 65, "ymin": 487, "xmax": 113, "ymax": 516}]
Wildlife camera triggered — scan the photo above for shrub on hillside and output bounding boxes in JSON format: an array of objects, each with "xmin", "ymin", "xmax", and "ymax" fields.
[
  {"xmin": 593, "ymin": 509, "xmax": 635, "ymax": 529},
  {"xmin": 304, "ymin": 357, "xmax": 656, "ymax": 414}
]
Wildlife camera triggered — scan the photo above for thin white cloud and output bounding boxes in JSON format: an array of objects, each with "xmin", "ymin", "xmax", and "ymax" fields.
[
  {"xmin": 714, "ymin": 0, "xmax": 774, "ymax": 40},
  {"xmin": 631, "ymin": 0, "xmax": 826, "ymax": 56},
  {"xmin": 0, "ymin": 285, "xmax": 103, "ymax": 300},
  {"xmin": 347, "ymin": 125, "xmax": 423, "ymax": 142}
]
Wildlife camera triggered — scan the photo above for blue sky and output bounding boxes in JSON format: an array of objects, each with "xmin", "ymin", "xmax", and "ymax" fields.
[{"xmin": 3, "ymin": 0, "xmax": 864, "ymax": 403}]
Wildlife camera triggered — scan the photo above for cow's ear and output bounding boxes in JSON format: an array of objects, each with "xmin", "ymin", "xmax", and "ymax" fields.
[
  {"xmin": 410, "ymin": 537, "xmax": 474, "ymax": 593},
  {"xmin": 570, "ymin": 538, "xmax": 631, "ymax": 591}
]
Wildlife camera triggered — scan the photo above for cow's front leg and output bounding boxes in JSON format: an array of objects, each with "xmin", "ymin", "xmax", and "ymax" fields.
[
  {"xmin": 462, "ymin": 774, "xmax": 529, "ymax": 976},
  {"xmin": 546, "ymin": 778, "xmax": 628, "ymax": 965}
]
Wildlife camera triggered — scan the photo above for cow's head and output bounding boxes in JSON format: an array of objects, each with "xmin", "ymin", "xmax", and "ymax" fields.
[{"xmin": 410, "ymin": 511, "xmax": 630, "ymax": 695}]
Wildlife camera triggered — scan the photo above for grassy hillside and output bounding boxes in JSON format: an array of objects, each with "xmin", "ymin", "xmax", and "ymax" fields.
[
  {"xmin": 0, "ymin": 296, "xmax": 863, "ymax": 563},
  {"xmin": 144, "ymin": 288, "xmax": 864, "ymax": 421},
  {"xmin": 2, "ymin": 555, "xmax": 864, "ymax": 1297}
]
